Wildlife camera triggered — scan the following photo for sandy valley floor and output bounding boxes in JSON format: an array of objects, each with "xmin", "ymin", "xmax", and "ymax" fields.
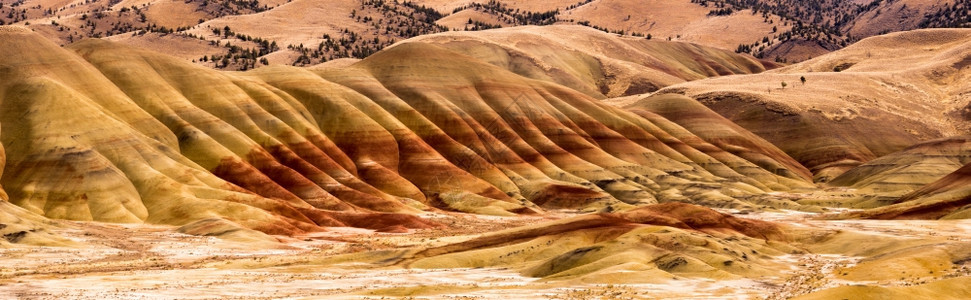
[{"xmin": 2, "ymin": 210, "xmax": 969, "ymax": 300}]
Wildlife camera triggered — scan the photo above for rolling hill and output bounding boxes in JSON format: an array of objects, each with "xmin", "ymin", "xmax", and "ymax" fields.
[
  {"xmin": 0, "ymin": 25, "xmax": 817, "ymax": 235},
  {"xmin": 2, "ymin": 0, "xmax": 968, "ymax": 72},
  {"xmin": 399, "ymin": 25, "xmax": 778, "ymax": 98},
  {"xmin": 651, "ymin": 28, "xmax": 971, "ymax": 182},
  {"xmin": 2, "ymin": 23, "xmax": 970, "ymax": 235}
]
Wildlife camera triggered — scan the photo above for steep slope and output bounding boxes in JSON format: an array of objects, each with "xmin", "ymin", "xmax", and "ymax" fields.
[
  {"xmin": 403, "ymin": 25, "xmax": 776, "ymax": 99},
  {"xmin": 843, "ymin": 0, "xmax": 971, "ymax": 39},
  {"xmin": 659, "ymin": 28, "xmax": 971, "ymax": 182},
  {"xmin": 0, "ymin": 25, "xmax": 814, "ymax": 234},
  {"xmin": 0, "ymin": 128, "xmax": 67, "ymax": 247},
  {"xmin": 623, "ymin": 93, "xmax": 813, "ymax": 184}
]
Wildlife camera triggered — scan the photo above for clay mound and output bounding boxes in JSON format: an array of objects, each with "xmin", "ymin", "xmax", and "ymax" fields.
[
  {"xmin": 403, "ymin": 25, "xmax": 775, "ymax": 99},
  {"xmin": 847, "ymin": 162, "xmax": 971, "ymax": 220},
  {"xmin": 335, "ymin": 41, "xmax": 812, "ymax": 204},
  {"xmin": 0, "ymin": 202, "xmax": 70, "ymax": 247},
  {"xmin": 829, "ymin": 136, "xmax": 971, "ymax": 197},
  {"xmin": 176, "ymin": 218, "xmax": 281, "ymax": 245},
  {"xmin": 904, "ymin": 163, "xmax": 971, "ymax": 202},
  {"xmin": 621, "ymin": 203, "xmax": 786, "ymax": 241},
  {"xmin": 0, "ymin": 27, "xmax": 434, "ymax": 234},
  {"xmin": 663, "ymin": 28, "xmax": 971, "ymax": 182},
  {"xmin": 0, "ymin": 26, "xmax": 813, "ymax": 234},
  {"xmin": 623, "ymin": 93, "xmax": 814, "ymax": 186},
  {"xmin": 399, "ymin": 203, "xmax": 790, "ymax": 281}
]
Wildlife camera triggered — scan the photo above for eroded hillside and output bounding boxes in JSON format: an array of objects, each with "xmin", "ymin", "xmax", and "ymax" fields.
[
  {"xmin": 2, "ymin": 23, "xmax": 971, "ymax": 300},
  {"xmin": 639, "ymin": 28, "xmax": 971, "ymax": 219},
  {"xmin": 0, "ymin": 25, "xmax": 816, "ymax": 237},
  {"xmin": 652, "ymin": 29, "xmax": 971, "ymax": 182}
]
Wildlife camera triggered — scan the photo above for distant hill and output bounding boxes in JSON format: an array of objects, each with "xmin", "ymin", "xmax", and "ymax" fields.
[
  {"xmin": 1, "ymin": 0, "xmax": 968, "ymax": 70},
  {"xmin": 399, "ymin": 25, "xmax": 777, "ymax": 98},
  {"xmin": 653, "ymin": 28, "xmax": 971, "ymax": 183}
]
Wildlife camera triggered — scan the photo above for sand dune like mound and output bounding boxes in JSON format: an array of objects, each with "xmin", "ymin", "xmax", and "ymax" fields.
[
  {"xmin": 360, "ymin": 202, "xmax": 969, "ymax": 288},
  {"xmin": 0, "ymin": 26, "xmax": 813, "ymax": 234},
  {"xmin": 396, "ymin": 203, "xmax": 792, "ymax": 281},
  {"xmin": 661, "ymin": 29, "xmax": 971, "ymax": 182},
  {"xmin": 0, "ymin": 202, "xmax": 70, "ymax": 247},
  {"xmin": 403, "ymin": 25, "xmax": 775, "ymax": 99}
]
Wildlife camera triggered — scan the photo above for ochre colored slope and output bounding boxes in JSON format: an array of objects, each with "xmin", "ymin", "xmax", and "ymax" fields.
[
  {"xmin": 0, "ymin": 26, "xmax": 435, "ymax": 234},
  {"xmin": 0, "ymin": 26, "xmax": 812, "ymax": 234},
  {"xmin": 331, "ymin": 42, "xmax": 812, "ymax": 205},
  {"xmin": 0, "ymin": 201, "xmax": 69, "ymax": 247},
  {"xmin": 403, "ymin": 25, "xmax": 775, "ymax": 99},
  {"xmin": 624, "ymin": 93, "xmax": 814, "ymax": 185},
  {"xmin": 662, "ymin": 28, "xmax": 971, "ymax": 182}
]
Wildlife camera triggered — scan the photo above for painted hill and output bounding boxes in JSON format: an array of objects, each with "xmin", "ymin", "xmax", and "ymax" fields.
[
  {"xmin": 829, "ymin": 136, "xmax": 971, "ymax": 199},
  {"xmin": 0, "ymin": 25, "xmax": 815, "ymax": 234},
  {"xmin": 622, "ymin": 93, "xmax": 812, "ymax": 183},
  {"xmin": 841, "ymin": 162, "xmax": 971, "ymax": 220}
]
